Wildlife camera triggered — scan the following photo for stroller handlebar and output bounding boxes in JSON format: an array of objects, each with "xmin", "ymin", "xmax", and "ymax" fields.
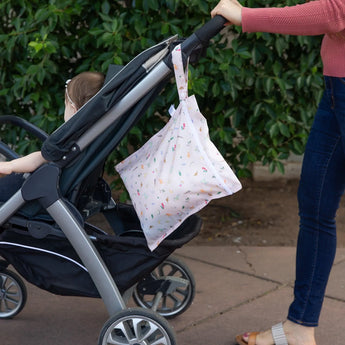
[
  {"xmin": 192, "ymin": 15, "xmax": 228, "ymax": 46},
  {"xmin": 165, "ymin": 15, "xmax": 227, "ymax": 68},
  {"xmin": 181, "ymin": 15, "xmax": 227, "ymax": 54}
]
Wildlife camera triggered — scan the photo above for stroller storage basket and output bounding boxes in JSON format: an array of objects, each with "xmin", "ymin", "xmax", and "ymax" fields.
[{"xmin": 0, "ymin": 203, "xmax": 201, "ymax": 297}]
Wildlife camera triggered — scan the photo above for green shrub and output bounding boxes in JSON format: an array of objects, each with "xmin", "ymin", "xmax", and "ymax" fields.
[{"xmin": 0, "ymin": 0, "xmax": 323, "ymax": 178}]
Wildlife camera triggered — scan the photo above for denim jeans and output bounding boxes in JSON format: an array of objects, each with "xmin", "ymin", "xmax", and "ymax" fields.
[{"xmin": 287, "ymin": 77, "xmax": 345, "ymax": 326}]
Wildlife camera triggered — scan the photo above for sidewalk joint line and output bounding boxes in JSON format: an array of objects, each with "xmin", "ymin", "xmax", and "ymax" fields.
[
  {"xmin": 176, "ymin": 253, "xmax": 283, "ymax": 285},
  {"xmin": 176, "ymin": 285, "xmax": 285, "ymax": 334}
]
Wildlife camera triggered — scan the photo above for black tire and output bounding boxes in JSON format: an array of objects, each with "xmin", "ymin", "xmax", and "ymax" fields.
[
  {"xmin": 98, "ymin": 307, "xmax": 176, "ymax": 345},
  {"xmin": 133, "ymin": 255, "xmax": 196, "ymax": 318},
  {"xmin": 0, "ymin": 268, "xmax": 27, "ymax": 319}
]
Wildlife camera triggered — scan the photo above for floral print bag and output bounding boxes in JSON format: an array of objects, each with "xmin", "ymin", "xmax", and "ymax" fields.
[{"xmin": 116, "ymin": 44, "xmax": 242, "ymax": 250}]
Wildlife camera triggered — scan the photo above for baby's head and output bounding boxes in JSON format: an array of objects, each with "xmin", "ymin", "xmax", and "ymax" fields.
[{"xmin": 64, "ymin": 71, "xmax": 105, "ymax": 121}]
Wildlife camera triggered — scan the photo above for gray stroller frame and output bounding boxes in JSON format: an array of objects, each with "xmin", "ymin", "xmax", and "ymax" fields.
[{"xmin": 0, "ymin": 16, "xmax": 227, "ymax": 345}]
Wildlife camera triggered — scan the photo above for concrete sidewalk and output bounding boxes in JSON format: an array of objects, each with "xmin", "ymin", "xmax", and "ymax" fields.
[{"xmin": 1, "ymin": 245, "xmax": 345, "ymax": 345}]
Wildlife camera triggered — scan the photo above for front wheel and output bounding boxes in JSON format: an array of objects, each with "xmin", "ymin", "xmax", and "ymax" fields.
[
  {"xmin": 98, "ymin": 307, "xmax": 176, "ymax": 345},
  {"xmin": 0, "ymin": 269, "xmax": 27, "ymax": 319}
]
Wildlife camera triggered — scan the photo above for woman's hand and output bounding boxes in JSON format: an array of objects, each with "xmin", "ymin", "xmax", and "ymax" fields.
[{"xmin": 211, "ymin": 0, "xmax": 243, "ymax": 26}]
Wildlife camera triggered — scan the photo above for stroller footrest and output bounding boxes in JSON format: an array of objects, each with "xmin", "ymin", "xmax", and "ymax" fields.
[{"xmin": 7, "ymin": 216, "xmax": 65, "ymax": 239}]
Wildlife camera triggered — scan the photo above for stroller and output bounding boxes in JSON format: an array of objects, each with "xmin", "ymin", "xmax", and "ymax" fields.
[{"xmin": 0, "ymin": 16, "xmax": 227, "ymax": 345}]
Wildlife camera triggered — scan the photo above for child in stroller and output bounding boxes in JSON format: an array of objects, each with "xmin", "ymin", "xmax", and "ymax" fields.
[{"xmin": 0, "ymin": 71, "xmax": 105, "ymax": 200}]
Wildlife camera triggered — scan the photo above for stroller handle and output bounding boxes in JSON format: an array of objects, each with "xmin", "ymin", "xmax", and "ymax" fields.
[
  {"xmin": 193, "ymin": 15, "xmax": 228, "ymax": 46},
  {"xmin": 163, "ymin": 15, "xmax": 227, "ymax": 69},
  {"xmin": 181, "ymin": 15, "xmax": 227, "ymax": 55}
]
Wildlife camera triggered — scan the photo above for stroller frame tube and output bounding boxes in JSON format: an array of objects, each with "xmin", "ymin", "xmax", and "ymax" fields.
[
  {"xmin": 0, "ymin": 190, "xmax": 26, "ymax": 225},
  {"xmin": 47, "ymin": 199, "xmax": 126, "ymax": 315},
  {"xmin": 76, "ymin": 61, "xmax": 171, "ymax": 152}
]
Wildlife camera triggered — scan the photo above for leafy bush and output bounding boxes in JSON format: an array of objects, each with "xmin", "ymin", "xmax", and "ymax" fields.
[{"xmin": 0, "ymin": 0, "xmax": 323, "ymax": 178}]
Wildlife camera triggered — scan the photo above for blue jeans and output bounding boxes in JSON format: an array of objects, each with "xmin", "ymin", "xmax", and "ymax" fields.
[{"xmin": 287, "ymin": 77, "xmax": 345, "ymax": 326}]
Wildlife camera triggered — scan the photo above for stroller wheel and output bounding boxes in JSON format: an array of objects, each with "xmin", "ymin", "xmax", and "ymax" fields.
[
  {"xmin": 98, "ymin": 307, "xmax": 176, "ymax": 345},
  {"xmin": 133, "ymin": 255, "xmax": 195, "ymax": 319},
  {"xmin": 0, "ymin": 268, "xmax": 27, "ymax": 319}
]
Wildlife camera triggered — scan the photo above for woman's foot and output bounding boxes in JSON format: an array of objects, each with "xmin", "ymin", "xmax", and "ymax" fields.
[{"xmin": 238, "ymin": 320, "xmax": 316, "ymax": 345}]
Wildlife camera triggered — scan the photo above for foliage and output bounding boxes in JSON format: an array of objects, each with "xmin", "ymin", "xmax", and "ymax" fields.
[{"xmin": 0, "ymin": 0, "xmax": 323, "ymax": 178}]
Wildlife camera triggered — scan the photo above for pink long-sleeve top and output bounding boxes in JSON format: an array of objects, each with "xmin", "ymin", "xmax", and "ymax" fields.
[{"xmin": 242, "ymin": 0, "xmax": 345, "ymax": 77}]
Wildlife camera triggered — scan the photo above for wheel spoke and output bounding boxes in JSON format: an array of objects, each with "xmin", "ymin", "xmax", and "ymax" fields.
[
  {"xmin": 4, "ymin": 294, "xmax": 20, "ymax": 305},
  {"xmin": 117, "ymin": 320, "xmax": 134, "ymax": 343},
  {"xmin": 5, "ymin": 290, "xmax": 20, "ymax": 299},
  {"xmin": 150, "ymin": 335, "xmax": 170, "ymax": 345},
  {"xmin": 107, "ymin": 332, "xmax": 128, "ymax": 345},
  {"xmin": 6, "ymin": 281, "xmax": 16, "ymax": 291},
  {"xmin": 158, "ymin": 265, "xmax": 178, "ymax": 277},
  {"xmin": 3, "ymin": 299, "xmax": 12, "ymax": 312},
  {"xmin": 134, "ymin": 318, "xmax": 159, "ymax": 341},
  {"xmin": 168, "ymin": 294, "xmax": 181, "ymax": 309},
  {"xmin": 161, "ymin": 296, "xmax": 168, "ymax": 311},
  {"xmin": 175, "ymin": 287, "xmax": 188, "ymax": 298},
  {"xmin": 0, "ymin": 275, "xmax": 8, "ymax": 289}
]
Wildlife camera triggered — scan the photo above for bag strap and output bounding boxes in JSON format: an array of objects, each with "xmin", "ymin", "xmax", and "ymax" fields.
[{"xmin": 172, "ymin": 44, "xmax": 188, "ymax": 101}]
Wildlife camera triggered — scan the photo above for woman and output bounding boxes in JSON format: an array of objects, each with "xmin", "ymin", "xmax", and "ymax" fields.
[
  {"xmin": 0, "ymin": 71, "xmax": 104, "ymax": 201},
  {"xmin": 211, "ymin": 0, "xmax": 345, "ymax": 344}
]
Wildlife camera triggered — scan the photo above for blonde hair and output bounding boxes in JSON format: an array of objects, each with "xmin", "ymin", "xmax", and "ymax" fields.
[{"xmin": 65, "ymin": 71, "xmax": 104, "ymax": 109}]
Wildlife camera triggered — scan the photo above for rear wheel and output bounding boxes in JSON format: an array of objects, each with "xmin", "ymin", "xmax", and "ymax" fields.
[
  {"xmin": 0, "ymin": 269, "xmax": 27, "ymax": 319},
  {"xmin": 133, "ymin": 255, "xmax": 195, "ymax": 318}
]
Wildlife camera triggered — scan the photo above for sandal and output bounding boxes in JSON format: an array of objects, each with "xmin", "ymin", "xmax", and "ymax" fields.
[{"xmin": 236, "ymin": 322, "xmax": 288, "ymax": 345}]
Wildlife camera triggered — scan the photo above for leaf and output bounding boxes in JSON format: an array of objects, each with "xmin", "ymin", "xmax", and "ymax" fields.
[
  {"xmin": 278, "ymin": 122, "xmax": 290, "ymax": 137},
  {"xmin": 101, "ymin": 1, "xmax": 110, "ymax": 14},
  {"xmin": 35, "ymin": 8, "xmax": 51, "ymax": 22},
  {"xmin": 29, "ymin": 41, "xmax": 43, "ymax": 53},
  {"xmin": 269, "ymin": 123, "xmax": 279, "ymax": 138},
  {"xmin": 276, "ymin": 161, "xmax": 285, "ymax": 174},
  {"xmin": 264, "ymin": 78, "xmax": 274, "ymax": 95}
]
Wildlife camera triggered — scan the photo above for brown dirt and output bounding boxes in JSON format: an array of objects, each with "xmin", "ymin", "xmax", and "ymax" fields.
[{"xmin": 189, "ymin": 178, "xmax": 345, "ymax": 247}]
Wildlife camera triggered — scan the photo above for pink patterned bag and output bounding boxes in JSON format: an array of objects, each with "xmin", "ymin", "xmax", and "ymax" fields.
[{"xmin": 116, "ymin": 44, "xmax": 242, "ymax": 250}]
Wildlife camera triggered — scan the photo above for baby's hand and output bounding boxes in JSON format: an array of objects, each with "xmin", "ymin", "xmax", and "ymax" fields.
[{"xmin": 0, "ymin": 162, "xmax": 13, "ymax": 176}]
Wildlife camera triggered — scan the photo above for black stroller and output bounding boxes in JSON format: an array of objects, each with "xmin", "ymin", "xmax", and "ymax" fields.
[{"xmin": 0, "ymin": 16, "xmax": 227, "ymax": 345}]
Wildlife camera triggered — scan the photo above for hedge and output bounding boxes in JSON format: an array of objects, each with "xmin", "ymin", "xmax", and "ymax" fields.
[{"xmin": 0, "ymin": 0, "xmax": 323, "ymax": 181}]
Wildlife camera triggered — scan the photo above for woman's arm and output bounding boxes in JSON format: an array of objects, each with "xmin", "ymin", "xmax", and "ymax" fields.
[
  {"xmin": 242, "ymin": 0, "xmax": 345, "ymax": 36},
  {"xmin": 212, "ymin": 0, "xmax": 345, "ymax": 36},
  {"xmin": 0, "ymin": 151, "xmax": 47, "ymax": 175}
]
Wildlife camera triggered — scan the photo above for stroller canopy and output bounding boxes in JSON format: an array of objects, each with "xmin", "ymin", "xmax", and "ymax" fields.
[{"xmin": 41, "ymin": 36, "xmax": 179, "ymax": 198}]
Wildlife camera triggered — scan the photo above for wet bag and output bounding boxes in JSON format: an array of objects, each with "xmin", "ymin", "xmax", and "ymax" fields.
[{"xmin": 116, "ymin": 44, "xmax": 242, "ymax": 250}]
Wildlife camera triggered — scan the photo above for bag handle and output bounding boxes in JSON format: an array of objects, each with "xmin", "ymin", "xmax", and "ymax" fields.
[{"xmin": 172, "ymin": 45, "xmax": 189, "ymax": 101}]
